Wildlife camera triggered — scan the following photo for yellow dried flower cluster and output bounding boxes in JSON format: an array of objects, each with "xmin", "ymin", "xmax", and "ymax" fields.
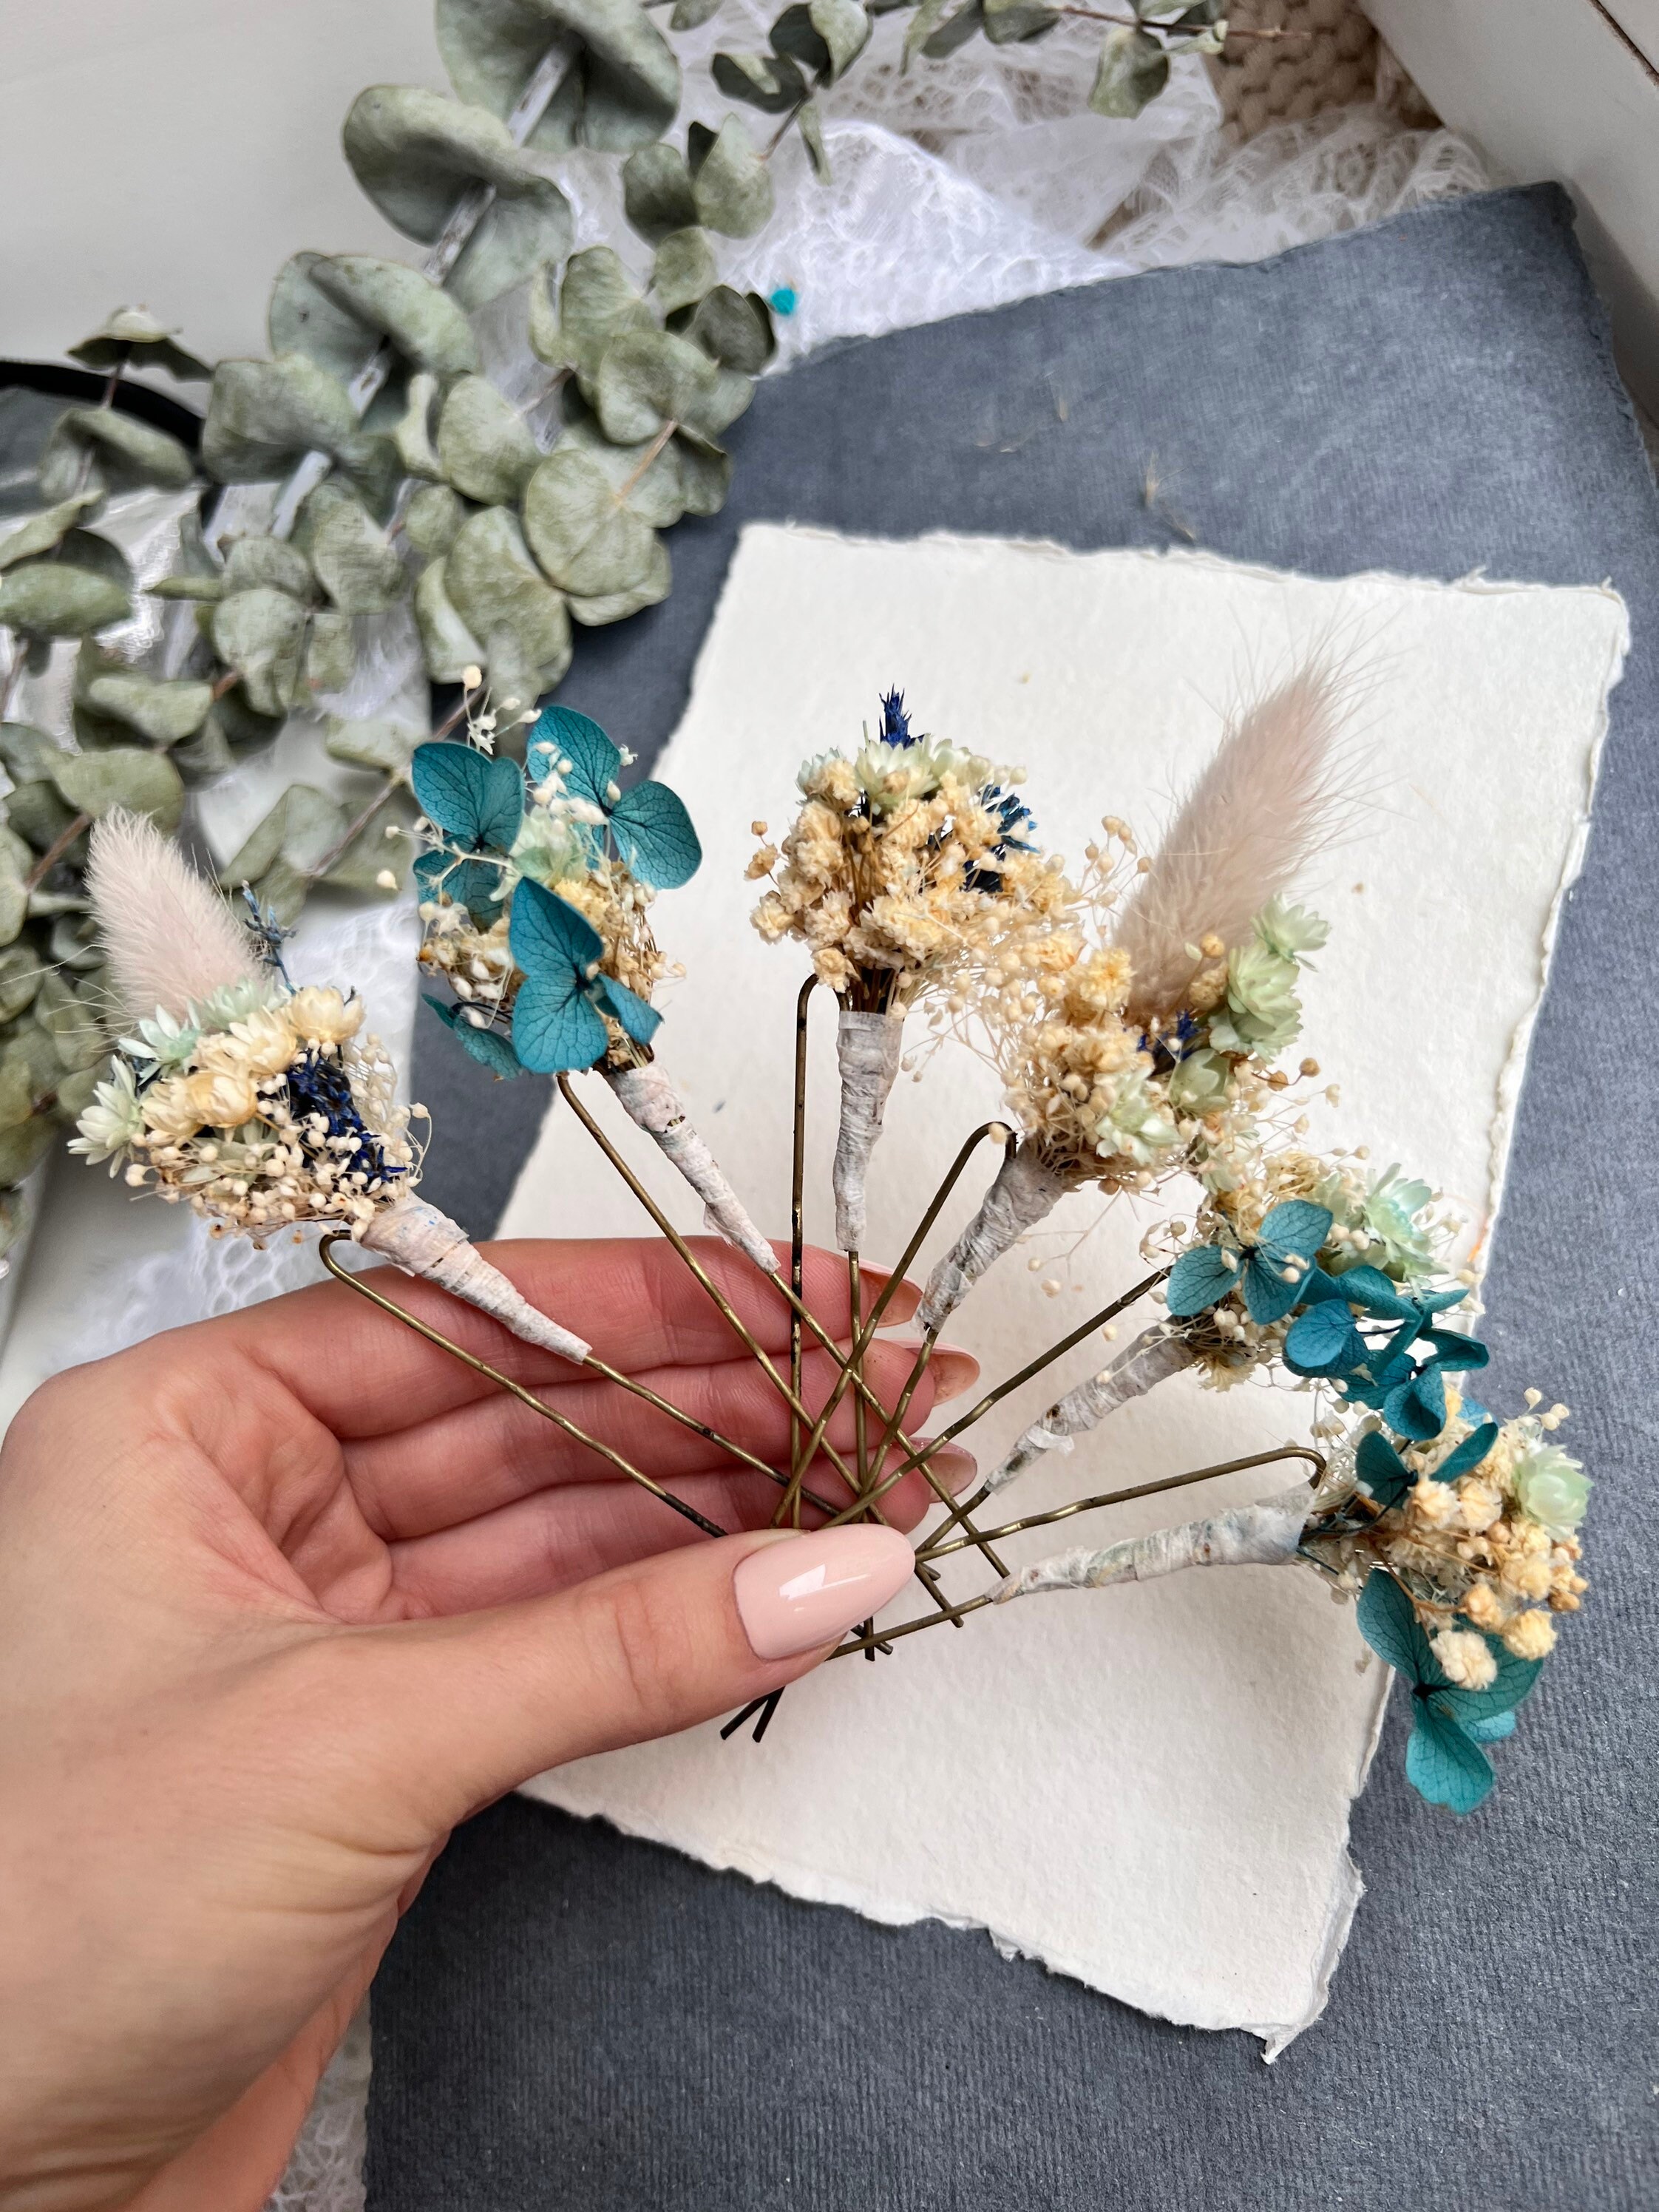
[
  {"xmin": 71, "ymin": 983, "xmax": 415, "ymax": 1240},
  {"xmin": 750, "ymin": 714, "xmax": 1039, "ymax": 1011},
  {"xmin": 1309, "ymin": 1402, "xmax": 1590, "ymax": 1666}
]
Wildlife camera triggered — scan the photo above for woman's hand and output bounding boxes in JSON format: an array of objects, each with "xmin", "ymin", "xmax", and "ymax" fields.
[{"xmin": 0, "ymin": 1236, "xmax": 975, "ymax": 2212}]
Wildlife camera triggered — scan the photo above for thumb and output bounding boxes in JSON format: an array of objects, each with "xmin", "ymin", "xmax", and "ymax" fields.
[{"xmin": 325, "ymin": 1523, "xmax": 915, "ymax": 1828}]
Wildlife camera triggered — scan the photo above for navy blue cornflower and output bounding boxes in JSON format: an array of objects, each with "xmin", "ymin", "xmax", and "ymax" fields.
[
  {"xmin": 964, "ymin": 783, "xmax": 1037, "ymax": 892},
  {"xmin": 878, "ymin": 689, "xmax": 917, "ymax": 747},
  {"xmin": 282, "ymin": 1046, "xmax": 405, "ymax": 1190}
]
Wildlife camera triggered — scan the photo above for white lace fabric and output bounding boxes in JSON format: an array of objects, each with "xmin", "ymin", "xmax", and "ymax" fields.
[{"xmin": 0, "ymin": 32, "xmax": 1488, "ymax": 2211}]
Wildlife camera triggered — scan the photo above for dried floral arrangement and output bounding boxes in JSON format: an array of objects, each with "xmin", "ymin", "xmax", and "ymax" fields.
[
  {"xmin": 0, "ymin": 0, "xmax": 1311, "ymax": 1285},
  {"xmin": 79, "ymin": 664, "xmax": 1592, "ymax": 1818}
]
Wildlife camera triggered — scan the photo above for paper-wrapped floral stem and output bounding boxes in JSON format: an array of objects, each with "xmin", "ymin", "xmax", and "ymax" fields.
[
  {"xmin": 753, "ymin": 689, "xmax": 1043, "ymax": 1257},
  {"xmin": 72, "ymin": 811, "xmax": 591, "ymax": 1362},
  {"xmin": 413, "ymin": 705, "xmax": 777, "ymax": 1279},
  {"xmin": 981, "ymin": 1323, "xmax": 1197, "ymax": 1494},
  {"xmin": 916, "ymin": 1139, "xmax": 1071, "ymax": 1334},
  {"xmin": 992, "ymin": 1480, "xmax": 1314, "ymax": 1600}
]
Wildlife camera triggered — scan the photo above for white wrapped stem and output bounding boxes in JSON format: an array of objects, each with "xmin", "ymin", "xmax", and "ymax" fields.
[
  {"xmin": 832, "ymin": 1008, "xmax": 905, "ymax": 1252},
  {"xmin": 605, "ymin": 1062, "xmax": 779, "ymax": 1275},
  {"xmin": 984, "ymin": 1326, "xmax": 1197, "ymax": 1496},
  {"xmin": 359, "ymin": 1191, "xmax": 591, "ymax": 1363},
  {"xmin": 993, "ymin": 1482, "xmax": 1313, "ymax": 1602},
  {"xmin": 917, "ymin": 1140, "xmax": 1067, "ymax": 1335}
]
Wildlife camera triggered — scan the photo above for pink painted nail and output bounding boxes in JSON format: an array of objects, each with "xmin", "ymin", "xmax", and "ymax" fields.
[{"xmin": 734, "ymin": 1526, "xmax": 915, "ymax": 1660}]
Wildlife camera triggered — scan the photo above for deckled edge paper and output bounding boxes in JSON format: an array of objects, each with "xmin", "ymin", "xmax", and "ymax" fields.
[{"xmin": 509, "ymin": 528, "xmax": 1629, "ymax": 2048}]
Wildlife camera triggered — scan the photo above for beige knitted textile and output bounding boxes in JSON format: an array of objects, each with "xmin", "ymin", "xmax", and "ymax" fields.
[{"xmin": 1215, "ymin": 0, "xmax": 1386, "ymax": 138}]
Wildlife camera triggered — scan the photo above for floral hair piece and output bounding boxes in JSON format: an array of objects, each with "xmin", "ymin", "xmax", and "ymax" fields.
[
  {"xmin": 404, "ymin": 675, "xmax": 1591, "ymax": 1811},
  {"xmin": 72, "ymin": 812, "xmax": 592, "ymax": 1363}
]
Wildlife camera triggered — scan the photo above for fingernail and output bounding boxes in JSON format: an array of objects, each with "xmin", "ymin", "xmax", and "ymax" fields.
[
  {"xmin": 929, "ymin": 1348, "xmax": 981, "ymax": 1402},
  {"xmin": 734, "ymin": 1526, "xmax": 915, "ymax": 1660},
  {"xmin": 932, "ymin": 1445, "xmax": 978, "ymax": 1494}
]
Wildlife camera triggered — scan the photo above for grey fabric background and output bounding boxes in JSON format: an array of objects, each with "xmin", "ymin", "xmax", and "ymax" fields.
[{"xmin": 371, "ymin": 186, "xmax": 1658, "ymax": 2208}]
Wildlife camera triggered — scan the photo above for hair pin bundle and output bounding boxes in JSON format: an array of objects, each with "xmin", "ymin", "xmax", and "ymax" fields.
[{"xmin": 78, "ymin": 676, "xmax": 1591, "ymax": 1814}]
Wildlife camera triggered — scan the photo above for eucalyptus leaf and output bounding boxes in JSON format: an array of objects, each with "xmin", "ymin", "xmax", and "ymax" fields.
[
  {"xmin": 4, "ymin": 784, "xmax": 81, "ymax": 854},
  {"xmin": 50, "ymin": 746, "xmax": 185, "ymax": 832},
  {"xmin": 771, "ymin": 0, "xmax": 872, "ymax": 81},
  {"xmin": 342, "ymin": 87, "xmax": 573, "ymax": 310},
  {"xmin": 688, "ymin": 116, "xmax": 774, "ymax": 238},
  {"xmin": 81, "ymin": 672, "xmax": 213, "ymax": 747},
  {"xmin": 0, "ymin": 725, "xmax": 65, "ymax": 784},
  {"xmin": 306, "ymin": 609, "xmax": 359, "ymax": 695},
  {"xmin": 406, "ymin": 481, "xmax": 468, "ymax": 557},
  {"xmin": 522, "ymin": 442, "xmax": 659, "ymax": 597},
  {"xmin": 38, "ymin": 408, "xmax": 196, "ymax": 501},
  {"xmin": 436, "ymin": 0, "xmax": 679, "ymax": 155},
  {"xmin": 221, "ymin": 783, "xmax": 349, "ymax": 922},
  {"xmin": 149, "ymin": 572, "xmax": 225, "ymax": 603},
  {"xmin": 1089, "ymin": 24, "xmax": 1169, "ymax": 115},
  {"xmin": 673, "ymin": 430, "xmax": 733, "ymax": 517},
  {"xmin": 310, "ymin": 497, "xmax": 407, "ymax": 613},
  {"xmin": 0, "ymin": 560, "xmax": 130, "ymax": 641},
  {"xmin": 223, "ymin": 535, "xmax": 316, "ymax": 601},
  {"xmin": 982, "ymin": 0, "xmax": 1058, "ymax": 39},
  {"xmin": 322, "ymin": 787, "xmax": 419, "ymax": 895},
  {"xmin": 549, "ymin": 418, "xmax": 689, "ymax": 526},
  {"xmin": 49, "ymin": 912, "xmax": 102, "ymax": 972},
  {"xmin": 68, "ymin": 307, "xmax": 211, "ymax": 384},
  {"xmin": 620, "ymin": 143, "xmax": 699, "ymax": 245},
  {"xmin": 393, "ymin": 373, "xmax": 445, "ymax": 481},
  {"xmin": 444, "ymin": 506, "xmax": 572, "ymax": 698},
  {"xmin": 414, "ymin": 557, "xmax": 485, "ymax": 682},
  {"xmin": 35, "ymin": 971, "xmax": 106, "ymax": 1073},
  {"xmin": 671, "ymin": 0, "xmax": 722, "ymax": 24},
  {"xmin": 0, "ymin": 1115, "xmax": 57, "ymax": 1184},
  {"xmin": 0, "ymin": 1051, "xmax": 33, "ymax": 1130},
  {"xmin": 567, "ymin": 533, "xmax": 671, "ymax": 625},
  {"xmin": 591, "ymin": 327, "xmax": 752, "ymax": 444},
  {"xmin": 269, "ymin": 251, "xmax": 481, "ymax": 384},
  {"xmin": 0, "ymin": 493, "xmax": 104, "ymax": 572},
  {"xmin": 903, "ymin": 0, "xmax": 984, "ymax": 62},
  {"xmin": 55, "ymin": 1060, "xmax": 110, "ymax": 1120},
  {"xmin": 436, "ymin": 376, "xmax": 542, "ymax": 503},
  {"xmin": 0, "ymin": 946, "xmax": 43, "ymax": 1025},
  {"xmin": 204, "ymin": 689, "xmax": 285, "ymax": 756},
  {"xmin": 651, "ymin": 228, "xmax": 718, "ymax": 316},
  {"xmin": 325, "ymin": 716, "xmax": 423, "ymax": 773},
  {"xmin": 710, "ymin": 50, "xmax": 808, "ymax": 112},
  {"xmin": 202, "ymin": 354, "xmax": 359, "ymax": 482},
  {"xmin": 686, "ymin": 285, "xmax": 774, "ymax": 373},
  {"xmin": 211, "ymin": 588, "xmax": 308, "ymax": 717},
  {"xmin": 798, "ymin": 96, "xmax": 831, "ymax": 182}
]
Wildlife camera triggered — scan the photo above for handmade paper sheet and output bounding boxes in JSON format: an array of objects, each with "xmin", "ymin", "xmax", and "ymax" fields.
[{"xmin": 503, "ymin": 526, "xmax": 1626, "ymax": 2048}]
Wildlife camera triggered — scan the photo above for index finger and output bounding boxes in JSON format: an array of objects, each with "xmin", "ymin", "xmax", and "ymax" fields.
[{"xmin": 194, "ymin": 1236, "xmax": 920, "ymax": 1440}]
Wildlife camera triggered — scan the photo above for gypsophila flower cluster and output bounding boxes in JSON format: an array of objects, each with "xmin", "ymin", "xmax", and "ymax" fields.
[
  {"xmin": 1303, "ymin": 1393, "xmax": 1591, "ymax": 1666},
  {"xmin": 750, "ymin": 690, "xmax": 1042, "ymax": 1012},
  {"xmin": 71, "ymin": 980, "xmax": 416, "ymax": 1240}
]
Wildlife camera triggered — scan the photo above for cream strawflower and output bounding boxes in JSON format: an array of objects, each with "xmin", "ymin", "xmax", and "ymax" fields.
[
  {"xmin": 285, "ymin": 987, "xmax": 363, "ymax": 1047},
  {"xmin": 143, "ymin": 1077, "xmax": 208, "ymax": 1144},
  {"xmin": 183, "ymin": 1067, "xmax": 260, "ymax": 1129},
  {"xmin": 69, "ymin": 1062, "xmax": 144, "ymax": 1167},
  {"xmin": 195, "ymin": 1005, "xmax": 298, "ymax": 1082}
]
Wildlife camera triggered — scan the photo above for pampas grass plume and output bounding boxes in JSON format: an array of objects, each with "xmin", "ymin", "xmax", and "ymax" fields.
[
  {"xmin": 1114, "ymin": 661, "xmax": 1357, "ymax": 1020},
  {"xmin": 86, "ymin": 810, "xmax": 260, "ymax": 1026}
]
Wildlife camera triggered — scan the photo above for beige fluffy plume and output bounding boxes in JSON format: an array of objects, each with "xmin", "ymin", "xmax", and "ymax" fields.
[
  {"xmin": 1113, "ymin": 661, "xmax": 1355, "ymax": 1020},
  {"xmin": 86, "ymin": 810, "xmax": 261, "ymax": 1026}
]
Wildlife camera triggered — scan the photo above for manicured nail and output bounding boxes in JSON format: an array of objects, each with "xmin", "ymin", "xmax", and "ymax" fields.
[
  {"xmin": 734, "ymin": 1525, "xmax": 915, "ymax": 1659},
  {"xmin": 929, "ymin": 1348, "xmax": 981, "ymax": 1402}
]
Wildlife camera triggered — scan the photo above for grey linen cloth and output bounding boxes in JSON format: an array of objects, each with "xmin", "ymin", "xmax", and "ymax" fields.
[{"xmin": 374, "ymin": 186, "xmax": 1659, "ymax": 2209}]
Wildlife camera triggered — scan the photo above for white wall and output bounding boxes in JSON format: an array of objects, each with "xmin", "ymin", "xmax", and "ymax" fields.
[
  {"xmin": 0, "ymin": 1, "xmax": 447, "ymax": 374},
  {"xmin": 1368, "ymin": 0, "xmax": 1659, "ymax": 418}
]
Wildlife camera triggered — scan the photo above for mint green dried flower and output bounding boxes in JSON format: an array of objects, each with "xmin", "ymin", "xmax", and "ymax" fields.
[
  {"xmin": 1513, "ymin": 1443, "xmax": 1591, "ymax": 1536},
  {"xmin": 1254, "ymin": 896, "xmax": 1329, "ymax": 963},
  {"xmin": 1095, "ymin": 1064, "xmax": 1180, "ymax": 1167},
  {"xmin": 1167, "ymin": 1044, "xmax": 1231, "ymax": 1113},
  {"xmin": 1208, "ymin": 940, "xmax": 1302, "ymax": 1058},
  {"xmin": 1363, "ymin": 1164, "xmax": 1439, "ymax": 1280},
  {"xmin": 117, "ymin": 1007, "xmax": 199, "ymax": 1073}
]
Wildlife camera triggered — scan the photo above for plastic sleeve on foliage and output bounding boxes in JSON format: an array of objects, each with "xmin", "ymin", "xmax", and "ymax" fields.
[
  {"xmin": 606, "ymin": 1062, "xmax": 778, "ymax": 1275},
  {"xmin": 993, "ymin": 1482, "xmax": 1312, "ymax": 1602},
  {"xmin": 358, "ymin": 1190, "xmax": 591, "ymax": 1362},
  {"xmin": 983, "ymin": 1326, "xmax": 1195, "ymax": 1496},
  {"xmin": 917, "ymin": 1139, "xmax": 1067, "ymax": 1336},
  {"xmin": 832, "ymin": 1008, "xmax": 904, "ymax": 1253}
]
